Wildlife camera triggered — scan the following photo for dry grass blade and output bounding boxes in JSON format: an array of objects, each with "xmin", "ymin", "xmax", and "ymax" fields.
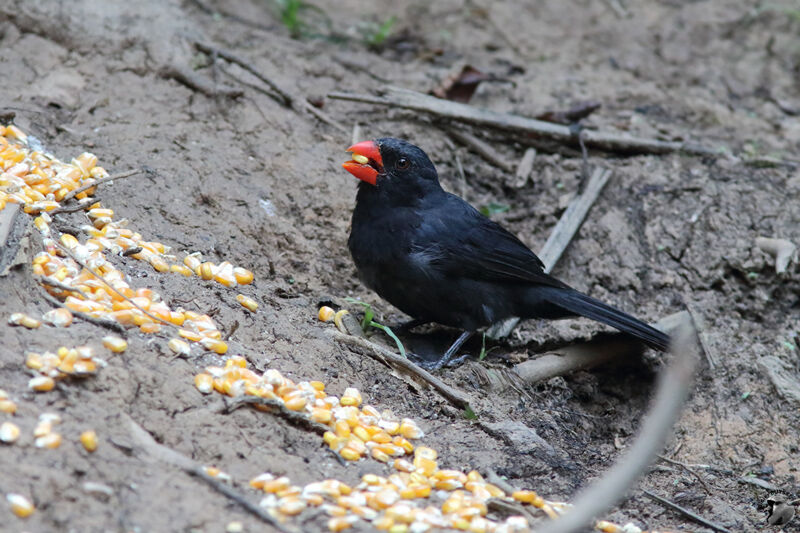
[{"xmin": 536, "ymin": 315, "xmax": 697, "ymax": 533}]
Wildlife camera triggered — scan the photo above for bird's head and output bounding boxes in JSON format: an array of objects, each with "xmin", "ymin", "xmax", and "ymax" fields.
[{"xmin": 342, "ymin": 138, "xmax": 439, "ymax": 198}]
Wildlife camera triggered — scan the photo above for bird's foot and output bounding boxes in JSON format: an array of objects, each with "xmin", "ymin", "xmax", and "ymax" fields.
[{"xmin": 407, "ymin": 351, "xmax": 472, "ymax": 371}]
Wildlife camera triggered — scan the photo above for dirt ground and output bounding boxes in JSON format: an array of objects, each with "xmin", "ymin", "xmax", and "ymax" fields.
[{"xmin": 1, "ymin": 0, "xmax": 799, "ymax": 531}]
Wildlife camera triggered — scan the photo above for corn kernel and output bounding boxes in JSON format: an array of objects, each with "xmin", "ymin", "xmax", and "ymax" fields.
[
  {"xmin": 35, "ymin": 432, "xmax": 62, "ymax": 449},
  {"xmin": 311, "ymin": 408, "xmax": 332, "ymax": 424},
  {"xmin": 340, "ymin": 447, "xmax": 361, "ymax": 461},
  {"xmin": 28, "ymin": 376, "xmax": 55, "ymax": 392},
  {"xmin": 170, "ymin": 264, "xmax": 193, "ymax": 277},
  {"xmin": 80, "ymin": 430, "xmax": 98, "ymax": 452},
  {"xmin": 399, "ymin": 419, "xmax": 423, "ymax": 440},
  {"xmin": 512, "ymin": 490, "xmax": 537, "ymax": 504},
  {"xmin": 102, "ymin": 335, "xmax": 127, "ymax": 353},
  {"xmin": 285, "ymin": 396, "xmax": 307, "ymax": 411},
  {"xmin": 328, "ymin": 516, "xmax": 357, "ymax": 531},
  {"xmin": 278, "ymin": 497, "xmax": 306, "ymax": 515},
  {"xmin": 8, "ymin": 313, "xmax": 41, "ymax": 329},
  {"xmin": 200, "ymin": 338, "xmax": 227, "ymax": 354},
  {"xmin": 0, "ymin": 422, "xmax": 20, "ymax": 443},
  {"xmin": 333, "ymin": 309, "xmax": 350, "ymax": 332},
  {"xmin": 6, "ymin": 493, "xmax": 34, "ymax": 518},
  {"xmin": 183, "ymin": 253, "xmax": 202, "ymax": 271},
  {"xmin": 318, "ymin": 306, "xmax": 335, "ymax": 322},
  {"xmin": 236, "ymin": 294, "xmax": 258, "ymax": 312},
  {"xmin": 199, "ymin": 262, "xmax": 214, "ymax": 280},
  {"xmin": 262, "ymin": 476, "xmax": 290, "ymax": 493},
  {"xmin": 0, "ymin": 400, "xmax": 17, "ymax": 414},
  {"xmin": 42, "ymin": 308, "xmax": 73, "ymax": 327},
  {"xmin": 233, "ymin": 267, "xmax": 254, "ymax": 285},
  {"xmin": 178, "ymin": 329, "xmax": 203, "ymax": 342}
]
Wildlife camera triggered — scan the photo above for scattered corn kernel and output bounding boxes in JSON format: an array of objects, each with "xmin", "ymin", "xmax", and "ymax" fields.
[
  {"xmin": 28, "ymin": 376, "xmax": 55, "ymax": 392},
  {"xmin": 170, "ymin": 264, "xmax": 194, "ymax": 277},
  {"xmin": 333, "ymin": 309, "xmax": 350, "ymax": 332},
  {"xmin": 42, "ymin": 307, "xmax": 73, "ymax": 327},
  {"xmin": 35, "ymin": 432, "xmax": 62, "ymax": 449},
  {"xmin": 102, "ymin": 335, "xmax": 127, "ymax": 353},
  {"xmin": 236, "ymin": 294, "xmax": 258, "ymax": 312},
  {"xmin": 318, "ymin": 306, "xmax": 335, "ymax": 322},
  {"xmin": 80, "ymin": 430, "xmax": 98, "ymax": 452},
  {"xmin": 0, "ymin": 422, "xmax": 20, "ymax": 443},
  {"xmin": 0, "ymin": 400, "xmax": 17, "ymax": 414},
  {"xmin": 8, "ymin": 313, "xmax": 41, "ymax": 329},
  {"xmin": 6, "ymin": 493, "xmax": 34, "ymax": 518},
  {"xmin": 233, "ymin": 267, "xmax": 254, "ymax": 285}
]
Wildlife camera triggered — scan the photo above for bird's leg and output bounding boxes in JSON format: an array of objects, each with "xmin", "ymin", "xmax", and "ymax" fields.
[{"xmin": 432, "ymin": 330, "xmax": 474, "ymax": 370}]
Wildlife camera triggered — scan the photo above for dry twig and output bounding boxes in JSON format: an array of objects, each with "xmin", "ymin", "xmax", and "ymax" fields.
[
  {"xmin": 126, "ymin": 415, "xmax": 293, "ymax": 533},
  {"xmin": 60, "ymin": 168, "xmax": 143, "ymax": 204},
  {"xmin": 330, "ymin": 330, "xmax": 473, "ymax": 411},
  {"xmin": 539, "ymin": 316, "xmax": 697, "ymax": 533},
  {"xmin": 161, "ymin": 64, "xmax": 244, "ymax": 98},
  {"xmin": 39, "ymin": 288, "xmax": 126, "ymax": 334},
  {"xmin": 223, "ymin": 396, "xmax": 329, "ymax": 435},
  {"xmin": 446, "ymin": 128, "xmax": 515, "ymax": 173},
  {"xmin": 328, "ymin": 87, "xmax": 720, "ymax": 156},
  {"xmin": 641, "ymin": 489, "xmax": 731, "ymax": 533}
]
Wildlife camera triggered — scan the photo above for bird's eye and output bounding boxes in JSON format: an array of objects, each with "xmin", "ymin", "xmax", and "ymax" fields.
[{"xmin": 396, "ymin": 158, "xmax": 410, "ymax": 170}]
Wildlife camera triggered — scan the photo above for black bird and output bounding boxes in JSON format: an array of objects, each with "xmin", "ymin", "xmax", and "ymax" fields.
[{"xmin": 342, "ymin": 137, "xmax": 669, "ymax": 369}]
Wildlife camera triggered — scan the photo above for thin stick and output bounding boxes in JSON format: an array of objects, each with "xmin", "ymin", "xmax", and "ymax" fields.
[
  {"xmin": 194, "ymin": 42, "xmax": 293, "ymax": 106},
  {"xmin": 511, "ymin": 148, "xmax": 536, "ymax": 188},
  {"xmin": 657, "ymin": 455, "xmax": 713, "ymax": 494},
  {"xmin": 126, "ymin": 416, "xmax": 293, "ymax": 533},
  {"xmin": 328, "ymin": 87, "xmax": 720, "ymax": 156},
  {"xmin": 48, "ymin": 198, "xmax": 95, "ymax": 215},
  {"xmin": 538, "ymin": 316, "xmax": 698, "ymax": 533},
  {"xmin": 223, "ymin": 396, "xmax": 329, "ymax": 435},
  {"xmin": 161, "ymin": 64, "xmax": 244, "ymax": 98},
  {"xmin": 60, "ymin": 169, "xmax": 143, "ymax": 204},
  {"xmin": 685, "ymin": 303, "xmax": 717, "ymax": 369},
  {"xmin": 330, "ymin": 330, "xmax": 473, "ymax": 411},
  {"xmin": 486, "ymin": 167, "xmax": 611, "ymax": 338},
  {"xmin": 40, "ymin": 289, "xmax": 127, "ymax": 334},
  {"xmin": 641, "ymin": 489, "xmax": 731, "ymax": 533},
  {"xmin": 487, "ymin": 498, "xmax": 539, "ymax": 525},
  {"xmin": 40, "ymin": 276, "xmax": 90, "ymax": 298},
  {"xmin": 447, "ymin": 128, "xmax": 515, "ymax": 173}
]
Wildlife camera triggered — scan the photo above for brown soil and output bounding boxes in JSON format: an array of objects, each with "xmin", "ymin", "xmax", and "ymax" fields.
[{"xmin": 1, "ymin": 0, "xmax": 799, "ymax": 531}]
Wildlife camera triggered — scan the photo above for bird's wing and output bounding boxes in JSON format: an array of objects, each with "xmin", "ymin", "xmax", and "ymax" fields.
[{"xmin": 414, "ymin": 195, "xmax": 569, "ymax": 289}]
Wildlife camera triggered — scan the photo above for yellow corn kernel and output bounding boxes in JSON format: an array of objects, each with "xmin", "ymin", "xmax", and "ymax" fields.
[
  {"xmin": 233, "ymin": 267, "xmax": 254, "ymax": 285},
  {"xmin": 399, "ymin": 419, "xmax": 423, "ymax": 439},
  {"xmin": 236, "ymin": 294, "xmax": 258, "ymax": 312},
  {"xmin": 87, "ymin": 207, "xmax": 113, "ymax": 219},
  {"xmin": 0, "ymin": 422, "xmax": 20, "ymax": 443},
  {"xmin": 28, "ymin": 376, "xmax": 55, "ymax": 392},
  {"xmin": 278, "ymin": 497, "xmax": 306, "ymax": 516},
  {"xmin": 284, "ymin": 396, "xmax": 307, "ymax": 411},
  {"xmin": 200, "ymin": 338, "xmax": 227, "ymax": 354},
  {"xmin": 42, "ymin": 307, "xmax": 73, "ymax": 327},
  {"xmin": 485, "ymin": 483, "xmax": 505, "ymax": 498},
  {"xmin": 190, "ymin": 374, "xmax": 212, "ymax": 394},
  {"xmin": 262, "ymin": 476, "xmax": 290, "ymax": 493},
  {"xmin": 170, "ymin": 264, "xmax": 193, "ymax": 277},
  {"xmin": 8, "ymin": 313, "xmax": 41, "ymax": 329},
  {"xmin": 334, "ymin": 420, "xmax": 351, "ymax": 438},
  {"xmin": 0, "ymin": 400, "xmax": 17, "ymax": 414},
  {"xmin": 340, "ymin": 387, "xmax": 362, "ymax": 407},
  {"xmin": 311, "ymin": 407, "xmax": 332, "ymax": 424},
  {"xmin": 178, "ymin": 329, "xmax": 203, "ymax": 342},
  {"xmin": 199, "ymin": 262, "xmax": 214, "ymax": 280},
  {"xmin": 80, "ymin": 430, "xmax": 98, "ymax": 452},
  {"xmin": 102, "ymin": 335, "xmax": 127, "ymax": 353},
  {"xmin": 6, "ymin": 493, "xmax": 34, "ymax": 518},
  {"xmin": 371, "ymin": 448, "xmax": 390, "ymax": 463},
  {"xmin": 60, "ymin": 233, "xmax": 79, "ymax": 249},
  {"xmin": 413, "ymin": 456, "xmax": 437, "ymax": 476},
  {"xmin": 139, "ymin": 322, "xmax": 161, "ymax": 334},
  {"xmin": 183, "ymin": 253, "xmax": 202, "ymax": 271},
  {"xmin": 318, "ymin": 306, "xmax": 335, "ymax": 322},
  {"xmin": 149, "ymin": 255, "xmax": 169, "ymax": 273},
  {"xmin": 434, "ymin": 479, "xmax": 463, "ymax": 490},
  {"xmin": 35, "ymin": 432, "xmax": 62, "ymax": 449},
  {"xmin": 512, "ymin": 490, "xmax": 537, "ymax": 504},
  {"xmin": 340, "ymin": 447, "xmax": 361, "ymax": 461}
]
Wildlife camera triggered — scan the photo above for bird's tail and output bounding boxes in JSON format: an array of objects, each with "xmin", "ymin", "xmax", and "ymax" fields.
[{"xmin": 542, "ymin": 288, "xmax": 670, "ymax": 351}]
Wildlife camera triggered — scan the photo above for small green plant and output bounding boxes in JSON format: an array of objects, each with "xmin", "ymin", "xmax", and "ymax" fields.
[
  {"xmin": 463, "ymin": 406, "xmax": 477, "ymax": 420},
  {"xmin": 345, "ymin": 298, "xmax": 406, "ymax": 358},
  {"xmin": 477, "ymin": 332, "xmax": 498, "ymax": 361},
  {"xmin": 364, "ymin": 16, "xmax": 396, "ymax": 48},
  {"xmin": 272, "ymin": 0, "xmax": 332, "ymax": 39},
  {"xmin": 479, "ymin": 202, "xmax": 510, "ymax": 217}
]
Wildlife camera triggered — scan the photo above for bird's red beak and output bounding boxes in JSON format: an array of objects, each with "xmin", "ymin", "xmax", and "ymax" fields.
[{"xmin": 343, "ymin": 140, "xmax": 382, "ymax": 186}]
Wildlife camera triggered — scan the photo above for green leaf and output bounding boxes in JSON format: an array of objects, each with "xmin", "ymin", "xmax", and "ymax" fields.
[
  {"xmin": 479, "ymin": 202, "xmax": 510, "ymax": 217},
  {"xmin": 463, "ymin": 406, "xmax": 477, "ymax": 420},
  {"xmin": 370, "ymin": 322, "xmax": 406, "ymax": 358}
]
